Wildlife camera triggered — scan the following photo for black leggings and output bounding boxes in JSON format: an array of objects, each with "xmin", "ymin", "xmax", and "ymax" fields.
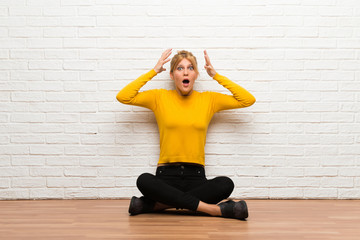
[{"xmin": 136, "ymin": 164, "xmax": 234, "ymax": 211}]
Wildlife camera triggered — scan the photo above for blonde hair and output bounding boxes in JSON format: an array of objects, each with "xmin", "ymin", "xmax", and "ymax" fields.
[{"xmin": 170, "ymin": 50, "xmax": 199, "ymax": 74}]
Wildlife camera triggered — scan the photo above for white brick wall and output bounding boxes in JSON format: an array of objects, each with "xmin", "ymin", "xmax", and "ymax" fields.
[{"xmin": 1, "ymin": 0, "xmax": 360, "ymax": 200}]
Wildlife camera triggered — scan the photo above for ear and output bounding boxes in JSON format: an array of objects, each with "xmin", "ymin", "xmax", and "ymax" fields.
[{"xmin": 170, "ymin": 72, "xmax": 174, "ymax": 81}]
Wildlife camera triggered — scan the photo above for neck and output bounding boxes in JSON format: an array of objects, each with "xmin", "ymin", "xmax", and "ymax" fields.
[{"xmin": 176, "ymin": 88, "xmax": 193, "ymax": 97}]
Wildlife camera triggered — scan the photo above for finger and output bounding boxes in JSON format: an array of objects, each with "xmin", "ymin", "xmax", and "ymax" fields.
[
  {"xmin": 163, "ymin": 48, "xmax": 172, "ymax": 54},
  {"xmin": 165, "ymin": 49, "xmax": 172, "ymax": 59},
  {"xmin": 204, "ymin": 50, "xmax": 211, "ymax": 65},
  {"xmin": 161, "ymin": 49, "xmax": 172, "ymax": 59},
  {"xmin": 161, "ymin": 51, "xmax": 172, "ymax": 62},
  {"xmin": 163, "ymin": 58, "xmax": 171, "ymax": 64},
  {"xmin": 164, "ymin": 48, "xmax": 172, "ymax": 56}
]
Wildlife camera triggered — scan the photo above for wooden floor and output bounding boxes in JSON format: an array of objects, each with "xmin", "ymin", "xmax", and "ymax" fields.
[{"xmin": 1, "ymin": 199, "xmax": 360, "ymax": 240}]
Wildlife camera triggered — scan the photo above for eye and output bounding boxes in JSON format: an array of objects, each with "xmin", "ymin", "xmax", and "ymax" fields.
[
  {"xmin": 177, "ymin": 67, "xmax": 183, "ymax": 70},
  {"xmin": 189, "ymin": 66, "xmax": 194, "ymax": 70}
]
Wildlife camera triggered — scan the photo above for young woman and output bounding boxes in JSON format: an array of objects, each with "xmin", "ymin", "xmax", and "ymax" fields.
[{"xmin": 116, "ymin": 49, "xmax": 255, "ymax": 220}]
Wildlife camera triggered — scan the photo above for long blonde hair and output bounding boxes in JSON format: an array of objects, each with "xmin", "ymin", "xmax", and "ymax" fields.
[{"xmin": 170, "ymin": 50, "xmax": 199, "ymax": 74}]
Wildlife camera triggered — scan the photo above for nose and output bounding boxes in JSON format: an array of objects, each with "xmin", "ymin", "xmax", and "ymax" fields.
[{"xmin": 184, "ymin": 68, "xmax": 188, "ymax": 75}]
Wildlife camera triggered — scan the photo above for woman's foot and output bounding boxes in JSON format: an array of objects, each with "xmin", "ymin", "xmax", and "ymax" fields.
[
  {"xmin": 128, "ymin": 196, "xmax": 155, "ymax": 215},
  {"xmin": 217, "ymin": 200, "xmax": 249, "ymax": 220}
]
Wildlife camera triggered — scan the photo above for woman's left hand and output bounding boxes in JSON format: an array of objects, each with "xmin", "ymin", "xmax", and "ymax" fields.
[{"xmin": 204, "ymin": 50, "xmax": 217, "ymax": 78}]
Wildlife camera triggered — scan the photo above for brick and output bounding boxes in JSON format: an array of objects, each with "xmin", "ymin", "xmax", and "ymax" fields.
[
  {"xmin": 27, "ymin": 17, "xmax": 60, "ymax": 27},
  {"xmin": 305, "ymin": 168, "xmax": 338, "ymax": 178},
  {"xmin": 9, "ymin": 7, "xmax": 41, "ymax": 16},
  {"xmin": 272, "ymin": 167, "xmax": 304, "ymax": 177},
  {"xmin": 63, "ymin": 60, "xmax": 97, "ymax": 70},
  {"xmin": 30, "ymin": 188, "xmax": 64, "ymax": 199},
  {"xmin": 0, "ymin": 167, "xmax": 29, "ymax": 177},
  {"xmin": 30, "ymin": 168, "xmax": 63, "ymax": 177},
  {"xmin": 304, "ymin": 188, "xmax": 338, "ymax": 198},
  {"xmin": 0, "ymin": 60, "xmax": 27, "ymax": 70},
  {"xmin": 61, "ymin": 0, "xmax": 92, "ymax": 6},
  {"xmin": 305, "ymin": 146, "xmax": 338, "ymax": 156},
  {"xmin": 30, "ymin": 145, "xmax": 63, "ymax": 155},
  {"xmin": 78, "ymin": 6, "xmax": 113, "ymax": 15},
  {"xmin": 79, "ymin": 157, "xmax": 114, "ymax": 167},
  {"xmin": 0, "ymin": 124, "xmax": 29, "ymax": 134},
  {"xmin": 46, "ymin": 113, "xmax": 79, "ymax": 123},
  {"xmin": 63, "ymin": 103, "xmax": 98, "ymax": 112},
  {"xmin": 0, "ymin": 190, "xmax": 29, "ymax": 200},
  {"xmin": 46, "ymin": 92, "xmax": 80, "ymax": 102},
  {"xmin": 28, "ymin": 82, "xmax": 63, "ymax": 92},
  {"xmin": 0, "ymin": 135, "xmax": 9, "ymax": 144},
  {"xmin": 43, "ymin": 7, "xmax": 77, "ymax": 16},
  {"xmin": 10, "ymin": 71, "xmax": 41, "ymax": 81},
  {"xmin": 61, "ymin": 17, "xmax": 96, "ymax": 27},
  {"xmin": 64, "ymin": 124, "xmax": 98, "ymax": 134},
  {"xmin": 27, "ymin": 0, "xmax": 60, "ymax": 6},
  {"xmin": 12, "ymin": 178, "xmax": 46, "ymax": 188},
  {"xmin": 10, "ymin": 50, "xmax": 43, "ymax": 59},
  {"xmin": 98, "ymin": 123, "xmax": 132, "ymax": 133},
  {"xmin": 65, "ymin": 188, "xmax": 99, "ymax": 199},
  {"xmin": 64, "ymin": 146, "xmax": 97, "ymax": 156},
  {"xmin": 11, "ymin": 156, "xmax": 45, "ymax": 166},
  {"xmin": 0, "ymin": 113, "xmax": 7, "ymax": 122},
  {"xmin": 11, "ymin": 135, "xmax": 44, "ymax": 144},
  {"xmin": 0, "ymin": 17, "xmax": 26, "ymax": 27},
  {"xmin": 99, "ymin": 188, "xmax": 133, "ymax": 198},
  {"xmin": 81, "ymin": 134, "xmax": 115, "ymax": 144},
  {"xmin": 253, "ymin": 178, "xmax": 287, "ymax": 188},
  {"xmin": 64, "ymin": 168, "xmax": 97, "ymax": 177},
  {"xmin": 46, "ymin": 156, "xmax": 79, "ymax": 166},
  {"xmin": 27, "ymin": 39, "xmax": 62, "ymax": 49},
  {"xmin": 63, "ymin": 39, "xmax": 96, "ymax": 48},
  {"xmin": 338, "ymin": 189, "xmax": 360, "ymax": 199},
  {"xmin": 47, "ymin": 178, "xmax": 81, "ymax": 187},
  {"xmin": 46, "ymin": 135, "xmax": 79, "ymax": 144},
  {"xmin": 269, "ymin": 188, "xmax": 304, "ymax": 199},
  {"xmin": 0, "ymin": 179, "xmax": 9, "ymax": 188},
  {"xmin": 30, "ymin": 123, "xmax": 63, "ymax": 133},
  {"xmin": 44, "ymin": 71, "xmax": 79, "ymax": 81},
  {"xmin": 44, "ymin": 28, "xmax": 77, "ymax": 38},
  {"xmin": 29, "ymin": 60, "xmax": 62, "ymax": 70},
  {"xmin": 321, "ymin": 177, "xmax": 353, "ymax": 188},
  {"xmin": 80, "ymin": 113, "xmax": 115, "ymax": 123},
  {"xmin": 321, "ymin": 156, "xmax": 355, "ymax": 167},
  {"xmin": 82, "ymin": 178, "xmax": 115, "ymax": 188}
]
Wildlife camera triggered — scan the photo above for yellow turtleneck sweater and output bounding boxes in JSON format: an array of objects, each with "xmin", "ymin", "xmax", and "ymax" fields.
[{"xmin": 116, "ymin": 69, "xmax": 255, "ymax": 166}]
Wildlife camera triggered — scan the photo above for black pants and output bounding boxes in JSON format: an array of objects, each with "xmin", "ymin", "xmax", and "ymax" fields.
[{"xmin": 136, "ymin": 164, "xmax": 234, "ymax": 211}]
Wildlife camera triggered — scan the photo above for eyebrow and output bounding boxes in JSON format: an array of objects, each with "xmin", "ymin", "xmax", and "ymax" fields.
[{"xmin": 177, "ymin": 64, "xmax": 193, "ymax": 67}]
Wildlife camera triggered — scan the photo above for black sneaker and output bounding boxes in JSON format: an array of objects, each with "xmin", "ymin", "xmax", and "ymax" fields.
[
  {"xmin": 218, "ymin": 200, "xmax": 249, "ymax": 220},
  {"xmin": 128, "ymin": 196, "xmax": 155, "ymax": 216}
]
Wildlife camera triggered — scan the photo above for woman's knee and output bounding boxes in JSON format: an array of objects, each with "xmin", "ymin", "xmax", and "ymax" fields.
[
  {"xmin": 136, "ymin": 173, "xmax": 154, "ymax": 191},
  {"xmin": 216, "ymin": 176, "xmax": 234, "ymax": 196}
]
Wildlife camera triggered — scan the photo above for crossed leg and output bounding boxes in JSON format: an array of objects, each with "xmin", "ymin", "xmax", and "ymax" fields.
[{"xmin": 136, "ymin": 173, "xmax": 234, "ymax": 216}]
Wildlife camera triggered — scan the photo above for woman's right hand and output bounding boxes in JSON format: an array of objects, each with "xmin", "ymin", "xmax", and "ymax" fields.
[{"xmin": 154, "ymin": 49, "xmax": 172, "ymax": 73}]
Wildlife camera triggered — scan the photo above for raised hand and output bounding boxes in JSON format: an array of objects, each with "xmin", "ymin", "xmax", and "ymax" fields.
[
  {"xmin": 154, "ymin": 49, "xmax": 172, "ymax": 73},
  {"xmin": 204, "ymin": 50, "xmax": 216, "ymax": 78}
]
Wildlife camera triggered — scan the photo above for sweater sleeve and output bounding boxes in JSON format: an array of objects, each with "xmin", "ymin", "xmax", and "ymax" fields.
[
  {"xmin": 116, "ymin": 69, "xmax": 158, "ymax": 110},
  {"xmin": 212, "ymin": 73, "xmax": 256, "ymax": 113}
]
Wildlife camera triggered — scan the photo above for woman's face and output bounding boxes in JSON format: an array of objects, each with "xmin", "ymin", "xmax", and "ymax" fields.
[{"xmin": 170, "ymin": 58, "xmax": 198, "ymax": 96}]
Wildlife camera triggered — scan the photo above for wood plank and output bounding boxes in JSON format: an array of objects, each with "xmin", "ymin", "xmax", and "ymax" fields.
[{"xmin": 0, "ymin": 199, "xmax": 359, "ymax": 239}]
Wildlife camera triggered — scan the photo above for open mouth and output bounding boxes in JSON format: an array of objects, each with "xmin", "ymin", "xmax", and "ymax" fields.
[
  {"xmin": 182, "ymin": 79, "xmax": 190, "ymax": 87},
  {"xmin": 182, "ymin": 79, "xmax": 190, "ymax": 84}
]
